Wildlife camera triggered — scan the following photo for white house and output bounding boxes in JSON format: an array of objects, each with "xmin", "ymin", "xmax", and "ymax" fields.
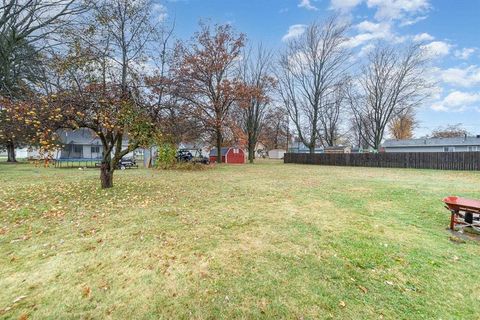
[
  {"xmin": 56, "ymin": 128, "xmax": 130, "ymax": 159},
  {"xmin": 178, "ymin": 142, "xmax": 210, "ymax": 158},
  {"xmin": 255, "ymin": 142, "xmax": 268, "ymax": 158},
  {"xmin": 268, "ymin": 149, "xmax": 286, "ymax": 159},
  {"xmin": 0, "ymin": 147, "xmax": 40, "ymax": 159},
  {"xmin": 382, "ymin": 136, "xmax": 480, "ymax": 153}
]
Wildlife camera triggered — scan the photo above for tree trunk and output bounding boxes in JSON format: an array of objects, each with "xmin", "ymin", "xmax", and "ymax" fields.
[
  {"xmin": 309, "ymin": 145, "xmax": 315, "ymax": 154},
  {"xmin": 6, "ymin": 141, "xmax": 16, "ymax": 162},
  {"xmin": 100, "ymin": 161, "xmax": 114, "ymax": 189},
  {"xmin": 216, "ymin": 130, "xmax": 222, "ymax": 164},
  {"xmin": 248, "ymin": 141, "xmax": 254, "ymax": 164},
  {"xmin": 373, "ymin": 135, "xmax": 381, "ymax": 151}
]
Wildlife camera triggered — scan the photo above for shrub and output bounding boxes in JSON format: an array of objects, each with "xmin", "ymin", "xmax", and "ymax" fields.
[
  {"xmin": 155, "ymin": 144, "xmax": 211, "ymax": 171},
  {"xmin": 156, "ymin": 143, "xmax": 177, "ymax": 169},
  {"xmin": 172, "ymin": 162, "xmax": 211, "ymax": 171}
]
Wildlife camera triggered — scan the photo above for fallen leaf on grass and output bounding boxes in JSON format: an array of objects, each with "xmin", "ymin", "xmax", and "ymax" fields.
[
  {"xmin": 358, "ymin": 285, "xmax": 368, "ymax": 294},
  {"xmin": 82, "ymin": 286, "xmax": 91, "ymax": 298},
  {"xmin": 385, "ymin": 281, "xmax": 394, "ymax": 286},
  {"xmin": 449, "ymin": 236, "xmax": 466, "ymax": 244},
  {"xmin": 339, "ymin": 300, "xmax": 346, "ymax": 308},
  {"xmin": 259, "ymin": 298, "xmax": 268, "ymax": 314},
  {"xmin": 18, "ymin": 313, "xmax": 28, "ymax": 320},
  {"xmin": 1, "ymin": 306, "xmax": 12, "ymax": 313},
  {"xmin": 10, "ymin": 236, "xmax": 29, "ymax": 243},
  {"xmin": 13, "ymin": 295, "xmax": 27, "ymax": 304},
  {"xmin": 98, "ymin": 280, "xmax": 109, "ymax": 291}
]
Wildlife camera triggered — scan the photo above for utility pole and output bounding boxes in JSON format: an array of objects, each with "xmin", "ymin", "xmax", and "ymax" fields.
[{"xmin": 286, "ymin": 113, "xmax": 290, "ymax": 153}]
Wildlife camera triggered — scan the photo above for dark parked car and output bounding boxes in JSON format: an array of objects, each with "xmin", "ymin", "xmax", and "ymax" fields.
[
  {"xmin": 176, "ymin": 150, "xmax": 193, "ymax": 162},
  {"xmin": 117, "ymin": 157, "xmax": 138, "ymax": 170},
  {"xmin": 176, "ymin": 149, "xmax": 209, "ymax": 164}
]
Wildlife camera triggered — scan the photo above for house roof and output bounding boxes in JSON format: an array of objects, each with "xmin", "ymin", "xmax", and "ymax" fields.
[
  {"xmin": 57, "ymin": 128, "xmax": 101, "ymax": 145},
  {"xmin": 178, "ymin": 141, "xmax": 209, "ymax": 149},
  {"xmin": 210, "ymin": 147, "xmax": 233, "ymax": 156},
  {"xmin": 57, "ymin": 128, "xmax": 128, "ymax": 145},
  {"xmin": 324, "ymin": 146, "xmax": 350, "ymax": 150},
  {"xmin": 382, "ymin": 136, "xmax": 480, "ymax": 148}
]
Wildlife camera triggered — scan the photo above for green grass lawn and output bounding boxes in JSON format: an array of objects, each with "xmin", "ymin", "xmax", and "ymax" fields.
[{"xmin": 1, "ymin": 160, "xmax": 480, "ymax": 319}]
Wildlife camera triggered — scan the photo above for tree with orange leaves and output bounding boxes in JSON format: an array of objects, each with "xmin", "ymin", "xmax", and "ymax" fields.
[
  {"xmin": 39, "ymin": 0, "xmax": 159, "ymax": 188},
  {"xmin": 0, "ymin": 98, "xmax": 31, "ymax": 162},
  {"xmin": 388, "ymin": 111, "xmax": 417, "ymax": 140},
  {"xmin": 172, "ymin": 22, "xmax": 245, "ymax": 163},
  {"xmin": 0, "ymin": 94, "xmax": 64, "ymax": 162}
]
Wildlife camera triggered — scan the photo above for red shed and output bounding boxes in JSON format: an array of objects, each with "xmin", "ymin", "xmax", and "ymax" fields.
[{"xmin": 209, "ymin": 147, "xmax": 245, "ymax": 164}]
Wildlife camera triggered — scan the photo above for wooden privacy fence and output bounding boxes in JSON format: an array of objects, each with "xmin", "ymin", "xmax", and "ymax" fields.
[{"xmin": 284, "ymin": 152, "xmax": 480, "ymax": 171}]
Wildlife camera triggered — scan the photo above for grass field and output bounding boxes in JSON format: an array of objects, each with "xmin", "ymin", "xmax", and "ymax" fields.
[{"xmin": 1, "ymin": 160, "xmax": 480, "ymax": 319}]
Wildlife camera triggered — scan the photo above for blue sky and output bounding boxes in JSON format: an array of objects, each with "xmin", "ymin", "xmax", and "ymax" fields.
[{"xmin": 159, "ymin": 0, "xmax": 480, "ymax": 137}]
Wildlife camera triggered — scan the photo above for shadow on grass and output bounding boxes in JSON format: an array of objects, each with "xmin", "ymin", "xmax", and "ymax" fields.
[{"xmin": 0, "ymin": 160, "xmax": 29, "ymax": 165}]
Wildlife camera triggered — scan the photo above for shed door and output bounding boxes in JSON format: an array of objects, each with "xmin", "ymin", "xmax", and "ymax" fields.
[{"xmin": 227, "ymin": 149, "xmax": 244, "ymax": 163}]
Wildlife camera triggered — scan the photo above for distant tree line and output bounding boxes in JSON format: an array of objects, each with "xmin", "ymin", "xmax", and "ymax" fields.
[{"xmin": 0, "ymin": 1, "xmax": 437, "ymax": 188}]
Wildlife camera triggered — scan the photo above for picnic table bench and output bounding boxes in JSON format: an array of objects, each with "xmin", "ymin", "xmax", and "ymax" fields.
[{"xmin": 443, "ymin": 196, "xmax": 480, "ymax": 231}]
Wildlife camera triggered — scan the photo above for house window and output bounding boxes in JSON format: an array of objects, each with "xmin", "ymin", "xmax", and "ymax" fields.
[
  {"xmin": 74, "ymin": 145, "xmax": 82, "ymax": 153},
  {"xmin": 443, "ymin": 147, "xmax": 455, "ymax": 152},
  {"xmin": 91, "ymin": 146, "xmax": 100, "ymax": 153},
  {"xmin": 233, "ymin": 148, "xmax": 239, "ymax": 154},
  {"xmin": 468, "ymin": 146, "xmax": 478, "ymax": 152}
]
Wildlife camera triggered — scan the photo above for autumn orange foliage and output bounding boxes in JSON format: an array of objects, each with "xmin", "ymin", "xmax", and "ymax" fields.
[{"xmin": 388, "ymin": 112, "xmax": 416, "ymax": 140}]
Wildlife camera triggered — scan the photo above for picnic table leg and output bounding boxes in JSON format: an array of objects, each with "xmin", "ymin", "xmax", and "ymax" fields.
[{"xmin": 450, "ymin": 210, "xmax": 457, "ymax": 230}]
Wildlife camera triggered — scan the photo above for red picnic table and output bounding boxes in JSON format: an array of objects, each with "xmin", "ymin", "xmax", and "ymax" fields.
[{"xmin": 443, "ymin": 196, "xmax": 480, "ymax": 231}]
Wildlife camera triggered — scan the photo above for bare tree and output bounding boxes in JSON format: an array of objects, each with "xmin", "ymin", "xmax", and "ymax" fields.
[
  {"xmin": 318, "ymin": 80, "xmax": 348, "ymax": 146},
  {"xmin": 348, "ymin": 113, "xmax": 370, "ymax": 149},
  {"xmin": 46, "ymin": 0, "xmax": 158, "ymax": 188},
  {"xmin": 348, "ymin": 44, "xmax": 431, "ymax": 149},
  {"xmin": 0, "ymin": 0, "xmax": 85, "ymax": 161},
  {"xmin": 277, "ymin": 16, "xmax": 350, "ymax": 154},
  {"xmin": 145, "ymin": 21, "xmax": 206, "ymax": 148},
  {"xmin": 0, "ymin": 0, "xmax": 85, "ymax": 95},
  {"xmin": 430, "ymin": 124, "xmax": 469, "ymax": 138},
  {"xmin": 261, "ymin": 106, "xmax": 289, "ymax": 150},
  {"xmin": 237, "ymin": 44, "xmax": 275, "ymax": 163}
]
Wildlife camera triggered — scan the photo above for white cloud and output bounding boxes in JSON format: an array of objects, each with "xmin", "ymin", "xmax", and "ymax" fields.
[
  {"xmin": 298, "ymin": 0, "xmax": 318, "ymax": 10},
  {"xmin": 431, "ymin": 91, "xmax": 480, "ymax": 112},
  {"xmin": 330, "ymin": 0, "xmax": 363, "ymax": 10},
  {"xmin": 329, "ymin": 0, "xmax": 431, "ymax": 26},
  {"xmin": 152, "ymin": 3, "xmax": 168, "ymax": 22},
  {"xmin": 282, "ymin": 24, "xmax": 307, "ymax": 42},
  {"xmin": 358, "ymin": 43, "xmax": 376, "ymax": 57},
  {"xmin": 454, "ymin": 48, "xmax": 476, "ymax": 60},
  {"xmin": 439, "ymin": 65, "xmax": 480, "ymax": 88},
  {"xmin": 413, "ymin": 32, "xmax": 434, "ymax": 42},
  {"xmin": 399, "ymin": 15, "xmax": 428, "ymax": 26},
  {"xmin": 344, "ymin": 20, "xmax": 394, "ymax": 48},
  {"xmin": 367, "ymin": 0, "xmax": 430, "ymax": 21},
  {"xmin": 357, "ymin": 20, "xmax": 383, "ymax": 33},
  {"xmin": 421, "ymin": 41, "xmax": 451, "ymax": 58}
]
